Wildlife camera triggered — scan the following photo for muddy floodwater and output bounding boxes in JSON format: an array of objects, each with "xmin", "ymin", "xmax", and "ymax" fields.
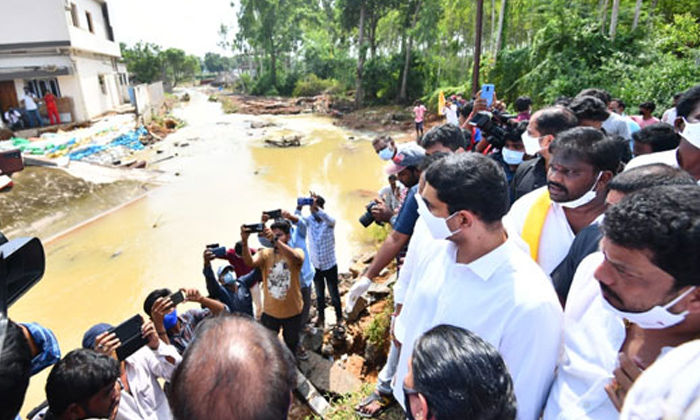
[{"xmin": 8, "ymin": 90, "xmax": 391, "ymax": 412}]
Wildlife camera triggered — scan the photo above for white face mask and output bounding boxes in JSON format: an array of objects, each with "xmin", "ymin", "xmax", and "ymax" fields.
[
  {"xmin": 521, "ymin": 132, "xmax": 542, "ymax": 156},
  {"xmin": 680, "ymin": 118, "xmax": 700, "ymax": 149},
  {"xmin": 379, "ymin": 146, "xmax": 394, "ymax": 161},
  {"xmin": 558, "ymin": 172, "xmax": 603, "ymax": 209},
  {"xmin": 600, "ymin": 286, "xmax": 696, "ymax": 329},
  {"xmin": 502, "ymin": 148, "xmax": 524, "ymax": 165},
  {"xmin": 415, "ymin": 192, "xmax": 461, "ymax": 240}
]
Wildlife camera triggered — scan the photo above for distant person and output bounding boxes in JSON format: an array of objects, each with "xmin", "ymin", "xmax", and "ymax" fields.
[
  {"xmin": 413, "ymin": 100, "xmax": 427, "ymax": 140},
  {"xmin": 143, "ymin": 287, "xmax": 227, "ymax": 354},
  {"xmin": 661, "ymin": 92, "xmax": 682, "ymax": 124},
  {"xmin": 21, "ymin": 88, "xmax": 42, "ymax": 128},
  {"xmin": 490, "ymin": 121, "xmax": 527, "ymax": 188},
  {"xmin": 203, "ymin": 249, "xmax": 256, "ymax": 317},
  {"xmin": 568, "ymin": 95, "xmax": 609, "ymax": 130},
  {"xmin": 168, "ymin": 316, "xmax": 297, "ymax": 420},
  {"xmin": 608, "ymin": 98, "xmax": 641, "ymax": 135},
  {"xmin": 631, "ymin": 123, "xmax": 680, "ymax": 156},
  {"xmin": 577, "ymin": 88, "xmax": 630, "ymax": 140},
  {"xmin": 4, "ymin": 108, "xmax": 24, "ymax": 130},
  {"xmin": 631, "ymin": 101, "xmax": 660, "ymax": 128},
  {"xmin": 43, "ymin": 349, "xmax": 121, "ymax": 420},
  {"xmin": 442, "ymin": 101, "xmax": 459, "ymax": 126},
  {"xmin": 240, "ymin": 219, "xmax": 305, "ymax": 353},
  {"xmin": 379, "ymin": 174, "xmax": 404, "ymax": 217},
  {"xmin": 625, "ymin": 84, "xmax": 700, "ymax": 182},
  {"xmin": 213, "ymin": 242, "xmax": 262, "ymax": 319},
  {"xmin": 515, "ymin": 96, "xmax": 532, "ymax": 121},
  {"xmin": 43, "ymin": 91, "xmax": 59, "ymax": 126},
  {"xmin": 404, "ymin": 325, "xmax": 517, "ymax": 420}
]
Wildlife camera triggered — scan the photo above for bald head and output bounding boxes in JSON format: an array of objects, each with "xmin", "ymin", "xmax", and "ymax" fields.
[{"xmin": 169, "ymin": 316, "xmax": 296, "ymax": 420}]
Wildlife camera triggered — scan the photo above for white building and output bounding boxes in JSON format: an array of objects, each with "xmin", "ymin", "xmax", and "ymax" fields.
[{"xmin": 0, "ymin": 0, "xmax": 129, "ymax": 124}]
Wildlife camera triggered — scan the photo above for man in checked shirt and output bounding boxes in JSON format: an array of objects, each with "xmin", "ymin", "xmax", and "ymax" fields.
[{"xmin": 300, "ymin": 192, "xmax": 342, "ymax": 329}]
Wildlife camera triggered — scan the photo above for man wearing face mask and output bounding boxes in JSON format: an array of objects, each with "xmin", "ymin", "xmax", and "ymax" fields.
[
  {"xmin": 513, "ymin": 106, "xmax": 578, "ymax": 201},
  {"xmin": 543, "ymin": 185, "xmax": 700, "ymax": 420},
  {"xmin": 392, "ymin": 153, "xmax": 562, "ymax": 420},
  {"xmin": 625, "ymin": 84, "xmax": 700, "ymax": 183},
  {"xmin": 490, "ymin": 122, "xmax": 527, "ymax": 200},
  {"xmin": 504, "ymin": 127, "xmax": 620, "ymax": 275}
]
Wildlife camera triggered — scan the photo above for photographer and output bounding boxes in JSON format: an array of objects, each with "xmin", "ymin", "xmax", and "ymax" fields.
[
  {"xmin": 240, "ymin": 219, "xmax": 305, "ymax": 353},
  {"xmin": 203, "ymin": 249, "xmax": 256, "ymax": 317},
  {"xmin": 83, "ymin": 319, "xmax": 181, "ymax": 420},
  {"xmin": 298, "ymin": 194, "xmax": 342, "ymax": 330},
  {"xmin": 143, "ymin": 287, "xmax": 227, "ymax": 354},
  {"xmin": 489, "ymin": 121, "xmax": 528, "ymax": 199}
]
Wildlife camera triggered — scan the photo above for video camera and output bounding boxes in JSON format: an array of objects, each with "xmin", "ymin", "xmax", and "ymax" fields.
[
  {"xmin": 469, "ymin": 110, "xmax": 517, "ymax": 150},
  {"xmin": 0, "ymin": 233, "xmax": 46, "ymax": 317}
]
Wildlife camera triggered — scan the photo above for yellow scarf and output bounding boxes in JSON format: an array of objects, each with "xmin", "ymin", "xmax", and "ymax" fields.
[{"xmin": 522, "ymin": 189, "xmax": 551, "ymax": 262}]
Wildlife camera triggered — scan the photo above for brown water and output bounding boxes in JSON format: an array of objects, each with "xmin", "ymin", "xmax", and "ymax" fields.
[{"xmin": 9, "ymin": 90, "xmax": 389, "ymax": 413}]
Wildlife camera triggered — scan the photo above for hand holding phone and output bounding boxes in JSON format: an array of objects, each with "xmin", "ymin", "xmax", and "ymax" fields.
[
  {"xmin": 169, "ymin": 290, "xmax": 185, "ymax": 306},
  {"xmin": 110, "ymin": 315, "xmax": 149, "ymax": 360},
  {"xmin": 481, "ymin": 84, "xmax": 495, "ymax": 108}
]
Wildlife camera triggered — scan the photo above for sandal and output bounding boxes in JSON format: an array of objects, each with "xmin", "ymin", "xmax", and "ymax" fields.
[{"xmin": 355, "ymin": 391, "xmax": 396, "ymax": 418}]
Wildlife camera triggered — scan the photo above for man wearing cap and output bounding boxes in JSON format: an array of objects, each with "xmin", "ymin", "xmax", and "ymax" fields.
[
  {"xmin": 351, "ymin": 147, "xmax": 425, "ymax": 417},
  {"xmin": 203, "ymin": 248, "xmax": 255, "ymax": 317},
  {"xmin": 83, "ymin": 318, "xmax": 181, "ymax": 420},
  {"xmin": 625, "ymin": 84, "xmax": 700, "ymax": 183}
]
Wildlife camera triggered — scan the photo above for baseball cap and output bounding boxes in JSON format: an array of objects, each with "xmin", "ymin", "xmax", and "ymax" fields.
[
  {"xmin": 82, "ymin": 323, "xmax": 113, "ymax": 349},
  {"xmin": 385, "ymin": 147, "xmax": 425, "ymax": 175},
  {"xmin": 217, "ymin": 265, "xmax": 237, "ymax": 285}
]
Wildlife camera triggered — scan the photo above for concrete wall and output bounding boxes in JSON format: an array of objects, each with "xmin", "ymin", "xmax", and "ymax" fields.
[
  {"xmin": 72, "ymin": 52, "xmax": 123, "ymax": 120},
  {"xmin": 133, "ymin": 82, "xmax": 165, "ymax": 123},
  {"xmin": 0, "ymin": 0, "xmax": 70, "ymax": 46}
]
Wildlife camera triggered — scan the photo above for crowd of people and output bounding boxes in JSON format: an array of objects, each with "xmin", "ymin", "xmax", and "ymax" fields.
[
  {"xmin": 2, "ymin": 87, "xmax": 61, "ymax": 130},
  {"xmin": 2, "ymin": 83, "xmax": 700, "ymax": 420}
]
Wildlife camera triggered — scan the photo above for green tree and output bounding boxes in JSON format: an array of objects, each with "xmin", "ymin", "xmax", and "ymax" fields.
[
  {"xmin": 120, "ymin": 42, "xmax": 162, "ymax": 84},
  {"xmin": 161, "ymin": 48, "xmax": 201, "ymax": 87}
]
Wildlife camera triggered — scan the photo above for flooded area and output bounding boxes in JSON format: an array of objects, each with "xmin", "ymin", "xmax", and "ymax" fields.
[{"xmin": 8, "ymin": 90, "xmax": 389, "ymax": 412}]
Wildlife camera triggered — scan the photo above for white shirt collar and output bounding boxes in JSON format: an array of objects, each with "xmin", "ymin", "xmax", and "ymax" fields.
[{"xmin": 463, "ymin": 239, "xmax": 511, "ymax": 282}]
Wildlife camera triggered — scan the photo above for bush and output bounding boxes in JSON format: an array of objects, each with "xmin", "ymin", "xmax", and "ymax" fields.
[{"xmin": 292, "ymin": 74, "xmax": 343, "ymax": 97}]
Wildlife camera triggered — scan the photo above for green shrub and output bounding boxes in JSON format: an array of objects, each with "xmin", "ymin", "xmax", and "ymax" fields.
[{"xmin": 293, "ymin": 74, "xmax": 343, "ymax": 97}]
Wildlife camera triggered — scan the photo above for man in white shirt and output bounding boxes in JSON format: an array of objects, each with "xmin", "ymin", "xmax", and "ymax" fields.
[
  {"xmin": 442, "ymin": 101, "xmax": 459, "ymax": 126},
  {"xmin": 394, "ymin": 153, "xmax": 563, "ymax": 420},
  {"xmin": 84, "ymin": 319, "xmax": 181, "ymax": 420},
  {"xmin": 661, "ymin": 92, "xmax": 682, "ymax": 124},
  {"xmin": 626, "ymin": 84, "xmax": 700, "ymax": 183},
  {"xmin": 543, "ymin": 185, "xmax": 700, "ymax": 420},
  {"xmin": 21, "ymin": 88, "xmax": 43, "ymax": 128},
  {"xmin": 504, "ymin": 127, "xmax": 620, "ymax": 275}
]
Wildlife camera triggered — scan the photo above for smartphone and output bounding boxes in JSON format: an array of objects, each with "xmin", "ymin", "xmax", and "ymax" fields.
[
  {"xmin": 110, "ymin": 315, "xmax": 148, "ymax": 361},
  {"xmin": 0, "ymin": 149, "xmax": 24, "ymax": 175},
  {"xmin": 264, "ymin": 209, "xmax": 283, "ymax": 219},
  {"xmin": 211, "ymin": 246, "xmax": 226, "ymax": 258},
  {"xmin": 206, "ymin": 243, "xmax": 219, "ymax": 249},
  {"xmin": 169, "ymin": 290, "xmax": 185, "ymax": 305},
  {"xmin": 297, "ymin": 197, "xmax": 314, "ymax": 206},
  {"xmin": 243, "ymin": 223, "xmax": 265, "ymax": 233},
  {"xmin": 481, "ymin": 84, "xmax": 495, "ymax": 108}
]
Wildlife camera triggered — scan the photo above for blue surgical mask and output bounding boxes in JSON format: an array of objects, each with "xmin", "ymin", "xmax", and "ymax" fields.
[
  {"xmin": 379, "ymin": 146, "xmax": 394, "ymax": 161},
  {"xmin": 163, "ymin": 310, "xmax": 178, "ymax": 331},
  {"xmin": 502, "ymin": 148, "xmax": 524, "ymax": 165}
]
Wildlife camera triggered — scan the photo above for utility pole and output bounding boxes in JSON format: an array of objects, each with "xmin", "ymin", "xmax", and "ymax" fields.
[{"xmin": 472, "ymin": 0, "xmax": 484, "ymax": 96}]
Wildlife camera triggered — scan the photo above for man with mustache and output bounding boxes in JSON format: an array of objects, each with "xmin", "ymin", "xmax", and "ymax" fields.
[
  {"xmin": 543, "ymin": 185, "xmax": 700, "ymax": 420},
  {"xmin": 504, "ymin": 127, "xmax": 621, "ymax": 275}
]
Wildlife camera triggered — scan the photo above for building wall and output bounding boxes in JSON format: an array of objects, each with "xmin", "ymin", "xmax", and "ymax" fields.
[
  {"xmin": 72, "ymin": 52, "xmax": 123, "ymax": 120},
  {"xmin": 0, "ymin": 0, "xmax": 69, "ymax": 46}
]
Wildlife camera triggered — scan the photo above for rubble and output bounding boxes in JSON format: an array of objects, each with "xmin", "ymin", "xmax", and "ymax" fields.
[{"xmin": 264, "ymin": 135, "xmax": 302, "ymax": 148}]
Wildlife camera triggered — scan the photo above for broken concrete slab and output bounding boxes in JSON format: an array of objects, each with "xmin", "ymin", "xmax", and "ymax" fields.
[
  {"xmin": 295, "ymin": 368, "xmax": 331, "ymax": 417},
  {"xmin": 344, "ymin": 296, "xmax": 368, "ymax": 322},
  {"xmin": 298, "ymin": 352, "xmax": 363, "ymax": 396}
]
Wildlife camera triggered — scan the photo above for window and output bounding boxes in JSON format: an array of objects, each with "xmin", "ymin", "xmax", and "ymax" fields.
[
  {"xmin": 98, "ymin": 75, "xmax": 106, "ymax": 94},
  {"xmin": 85, "ymin": 11, "xmax": 94, "ymax": 33},
  {"xmin": 70, "ymin": 3, "xmax": 79, "ymax": 27},
  {"xmin": 25, "ymin": 78, "xmax": 61, "ymax": 98}
]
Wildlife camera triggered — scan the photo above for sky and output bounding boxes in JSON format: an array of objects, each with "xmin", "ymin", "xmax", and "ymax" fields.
[{"xmin": 108, "ymin": 0, "xmax": 239, "ymax": 58}]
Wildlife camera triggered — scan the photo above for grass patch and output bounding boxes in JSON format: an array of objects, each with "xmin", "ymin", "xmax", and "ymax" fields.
[
  {"xmin": 219, "ymin": 96, "xmax": 239, "ymax": 114},
  {"xmin": 361, "ymin": 222, "xmax": 391, "ymax": 246},
  {"xmin": 307, "ymin": 384, "xmax": 405, "ymax": 420}
]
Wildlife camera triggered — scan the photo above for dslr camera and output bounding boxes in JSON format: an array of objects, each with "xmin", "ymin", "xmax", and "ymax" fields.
[
  {"xmin": 359, "ymin": 200, "xmax": 384, "ymax": 228},
  {"xmin": 469, "ymin": 110, "xmax": 516, "ymax": 150}
]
